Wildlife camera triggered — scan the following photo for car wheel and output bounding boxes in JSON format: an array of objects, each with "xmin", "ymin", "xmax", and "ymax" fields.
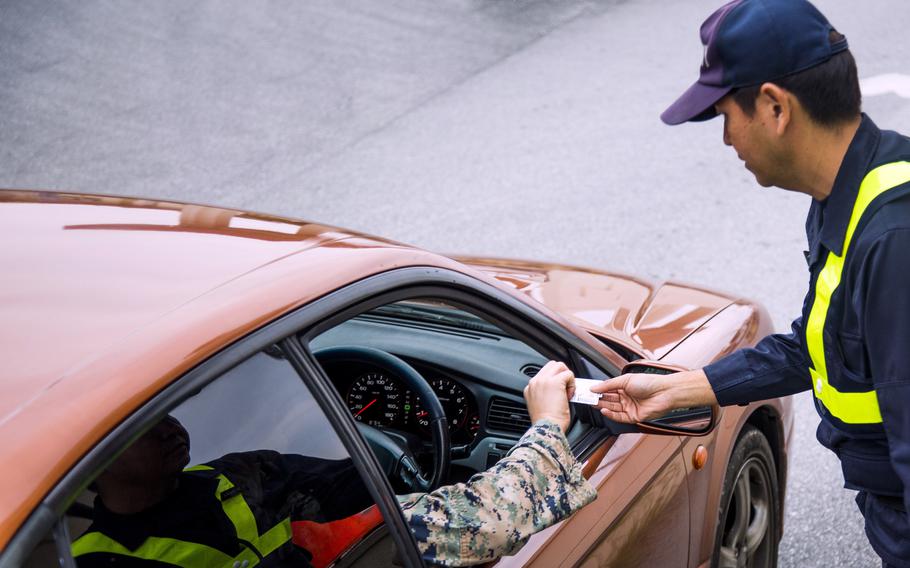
[{"xmin": 712, "ymin": 425, "xmax": 779, "ymax": 568}]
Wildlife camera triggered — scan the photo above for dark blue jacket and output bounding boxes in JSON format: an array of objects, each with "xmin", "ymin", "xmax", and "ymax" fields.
[{"xmin": 704, "ymin": 115, "xmax": 910, "ymax": 562}]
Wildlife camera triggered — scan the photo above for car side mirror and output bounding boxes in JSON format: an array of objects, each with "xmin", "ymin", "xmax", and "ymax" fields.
[{"xmin": 621, "ymin": 360, "xmax": 718, "ymax": 437}]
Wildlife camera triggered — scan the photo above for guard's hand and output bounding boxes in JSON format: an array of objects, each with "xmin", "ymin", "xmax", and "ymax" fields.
[
  {"xmin": 524, "ymin": 361, "xmax": 574, "ymax": 433},
  {"xmin": 590, "ymin": 369, "xmax": 717, "ymax": 423},
  {"xmin": 589, "ymin": 373, "xmax": 673, "ymax": 423}
]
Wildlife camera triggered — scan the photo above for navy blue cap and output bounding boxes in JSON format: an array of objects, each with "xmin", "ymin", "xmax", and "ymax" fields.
[{"xmin": 661, "ymin": 0, "xmax": 848, "ymax": 125}]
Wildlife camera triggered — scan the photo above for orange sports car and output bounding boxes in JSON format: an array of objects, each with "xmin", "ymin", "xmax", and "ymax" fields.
[{"xmin": 0, "ymin": 191, "xmax": 793, "ymax": 568}]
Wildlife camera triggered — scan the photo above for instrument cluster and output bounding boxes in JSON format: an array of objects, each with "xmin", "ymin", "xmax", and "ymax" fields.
[{"xmin": 342, "ymin": 367, "xmax": 480, "ymax": 445}]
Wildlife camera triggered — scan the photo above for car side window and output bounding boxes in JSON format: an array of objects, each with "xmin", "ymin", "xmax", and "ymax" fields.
[
  {"xmin": 307, "ymin": 297, "xmax": 580, "ymax": 488},
  {"xmin": 60, "ymin": 348, "xmax": 398, "ymax": 568}
]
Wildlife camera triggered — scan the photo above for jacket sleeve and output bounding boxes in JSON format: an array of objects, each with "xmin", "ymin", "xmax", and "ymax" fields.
[
  {"xmin": 860, "ymin": 229, "xmax": 910, "ymax": 512},
  {"xmin": 396, "ymin": 419, "xmax": 597, "ymax": 567},
  {"xmin": 218, "ymin": 450, "xmax": 375, "ymax": 521},
  {"xmin": 703, "ymin": 317, "xmax": 813, "ymax": 406}
]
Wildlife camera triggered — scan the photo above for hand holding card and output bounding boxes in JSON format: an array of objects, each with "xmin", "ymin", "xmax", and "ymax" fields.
[{"xmin": 569, "ymin": 378, "xmax": 604, "ymax": 406}]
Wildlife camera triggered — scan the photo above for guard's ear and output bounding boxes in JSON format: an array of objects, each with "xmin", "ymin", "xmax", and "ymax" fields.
[{"xmin": 757, "ymin": 82, "xmax": 792, "ymax": 136}]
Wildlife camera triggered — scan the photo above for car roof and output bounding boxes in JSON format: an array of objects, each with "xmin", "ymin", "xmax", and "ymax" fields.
[
  {"xmin": 1, "ymin": 191, "xmax": 369, "ymax": 420},
  {"xmin": 0, "ymin": 190, "xmax": 474, "ymax": 546}
]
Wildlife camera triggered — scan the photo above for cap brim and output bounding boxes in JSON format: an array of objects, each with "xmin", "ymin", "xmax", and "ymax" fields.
[{"xmin": 660, "ymin": 81, "xmax": 732, "ymax": 125}]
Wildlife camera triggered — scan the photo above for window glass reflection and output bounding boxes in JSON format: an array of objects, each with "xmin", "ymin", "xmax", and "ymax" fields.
[{"xmin": 68, "ymin": 348, "xmax": 391, "ymax": 568}]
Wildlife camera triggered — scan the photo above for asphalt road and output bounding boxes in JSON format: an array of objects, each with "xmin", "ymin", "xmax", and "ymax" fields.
[{"xmin": 2, "ymin": 1, "xmax": 909, "ymax": 565}]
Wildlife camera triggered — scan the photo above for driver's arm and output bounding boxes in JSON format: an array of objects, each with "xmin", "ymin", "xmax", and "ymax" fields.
[{"xmin": 397, "ymin": 362, "xmax": 597, "ymax": 567}]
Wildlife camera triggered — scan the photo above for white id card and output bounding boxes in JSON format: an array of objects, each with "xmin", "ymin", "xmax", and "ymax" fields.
[{"xmin": 570, "ymin": 378, "xmax": 603, "ymax": 406}]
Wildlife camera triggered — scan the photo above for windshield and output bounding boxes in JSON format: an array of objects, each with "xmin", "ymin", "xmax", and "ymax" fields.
[{"xmin": 368, "ymin": 300, "xmax": 507, "ymax": 336}]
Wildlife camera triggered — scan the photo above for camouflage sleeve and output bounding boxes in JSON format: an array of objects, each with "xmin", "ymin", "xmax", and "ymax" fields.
[{"xmin": 396, "ymin": 419, "xmax": 597, "ymax": 566}]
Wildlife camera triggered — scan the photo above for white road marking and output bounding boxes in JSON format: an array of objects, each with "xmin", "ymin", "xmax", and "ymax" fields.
[{"xmin": 860, "ymin": 73, "xmax": 910, "ymax": 99}]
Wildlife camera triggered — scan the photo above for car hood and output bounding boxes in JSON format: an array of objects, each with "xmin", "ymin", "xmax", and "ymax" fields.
[{"xmin": 456, "ymin": 256, "xmax": 737, "ymax": 361}]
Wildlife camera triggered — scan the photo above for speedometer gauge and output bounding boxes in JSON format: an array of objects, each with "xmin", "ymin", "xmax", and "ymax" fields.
[
  {"xmin": 414, "ymin": 377, "xmax": 479, "ymax": 444},
  {"xmin": 346, "ymin": 372, "xmax": 403, "ymax": 428}
]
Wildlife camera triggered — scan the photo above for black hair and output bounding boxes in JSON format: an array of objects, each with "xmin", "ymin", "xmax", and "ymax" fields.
[{"xmin": 731, "ymin": 31, "xmax": 861, "ymax": 127}]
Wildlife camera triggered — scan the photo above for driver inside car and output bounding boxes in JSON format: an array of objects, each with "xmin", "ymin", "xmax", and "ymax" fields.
[{"xmin": 71, "ymin": 361, "xmax": 596, "ymax": 567}]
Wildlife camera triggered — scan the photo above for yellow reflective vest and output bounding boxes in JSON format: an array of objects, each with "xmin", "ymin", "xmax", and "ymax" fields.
[
  {"xmin": 805, "ymin": 161, "xmax": 910, "ymax": 424},
  {"xmin": 72, "ymin": 465, "xmax": 293, "ymax": 568}
]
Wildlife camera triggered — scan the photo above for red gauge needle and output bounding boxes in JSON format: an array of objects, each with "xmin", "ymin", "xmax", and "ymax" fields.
[
  {"xmin": 416, "ymin": 411, "xmax": 428, "ymax": 418},
  {"xmin": 355, "ymin": 399, "xmax": 377, "ymax": 417}
]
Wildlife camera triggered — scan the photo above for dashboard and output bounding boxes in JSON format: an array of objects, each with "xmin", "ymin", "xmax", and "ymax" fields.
[{"xmin": 309, "ymin": 303, "xmax": 557, "ymax": 472}]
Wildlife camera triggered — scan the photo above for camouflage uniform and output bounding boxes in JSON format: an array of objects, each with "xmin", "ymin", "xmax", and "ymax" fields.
[{"xmin": 397, "ymin": 419, "xmax": 597, "ymax": 566}]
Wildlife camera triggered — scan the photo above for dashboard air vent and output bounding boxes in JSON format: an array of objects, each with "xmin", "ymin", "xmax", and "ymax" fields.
[
  {"xmin": 520, "ymin": 364, "xmax": 542, "ymax": 378},
  {"xmin": 487, "ymin": 397, "xmax": 532, "ymax": 434}
]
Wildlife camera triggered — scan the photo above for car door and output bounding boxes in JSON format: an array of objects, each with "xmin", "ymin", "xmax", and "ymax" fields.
[
  {"xmin": 525, "ymin": 436, "xmax": 690, "ymax": 568},
  {"xmin": 288, "ymin": 267, "xmax": 693, "ymax": 568}
]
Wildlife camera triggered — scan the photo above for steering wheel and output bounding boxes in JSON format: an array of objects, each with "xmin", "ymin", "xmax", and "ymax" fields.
[{"xmin": 314, "ymin": 346, "xmax": 450, "ymax": 493}]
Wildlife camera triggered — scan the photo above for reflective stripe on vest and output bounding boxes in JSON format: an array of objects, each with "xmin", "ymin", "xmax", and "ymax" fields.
[
  {"xmin": 72, "ymin": 464, "xmax": 292, "ymax": 567},
  {"xmin": 806, "ymin": 161, "xmax": 910, "ymax": 424}
]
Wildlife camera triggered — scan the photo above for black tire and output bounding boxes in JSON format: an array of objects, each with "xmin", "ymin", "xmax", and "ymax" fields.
[{"xmin": 711, "ymin": 425, "xmax": 780, "ymax": 568}]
